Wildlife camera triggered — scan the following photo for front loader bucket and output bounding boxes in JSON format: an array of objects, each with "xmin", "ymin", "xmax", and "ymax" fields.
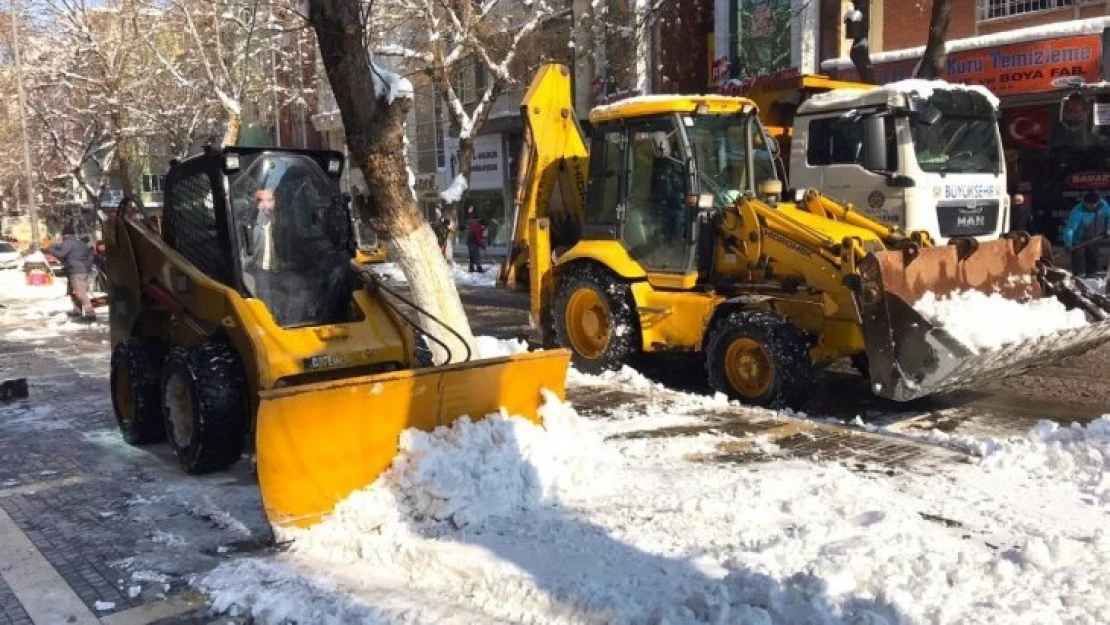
[
  {"xmin": 255, "ymin": 348, "xmax": 571, "ymax": 529},
  {"xmin": 856, "ymin": 235, "xmax": 1110, "ymax": 401}
]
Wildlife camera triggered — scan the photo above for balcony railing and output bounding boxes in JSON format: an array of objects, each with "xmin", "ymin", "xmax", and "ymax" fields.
[{"xmin": 977, "ymin": 0, "xmax": 1093, "ymax": 21}]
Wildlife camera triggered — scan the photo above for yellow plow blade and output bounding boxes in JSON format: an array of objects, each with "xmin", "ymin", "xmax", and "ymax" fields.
[
  {"xmin": 856, "ymin": 234, "xmax": 1110, "ymax": 401},
  {"xmin": 255, "ymin": 348, "xmax": 571, "ymax": 529}
]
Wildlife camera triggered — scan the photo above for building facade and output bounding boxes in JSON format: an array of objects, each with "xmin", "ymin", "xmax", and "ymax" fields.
[{"xmin": 820, "ymin": 4, "xmax": 1110, "ymax": 243}]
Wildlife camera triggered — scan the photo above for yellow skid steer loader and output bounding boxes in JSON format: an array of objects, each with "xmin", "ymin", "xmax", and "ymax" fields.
[{"xmin": 105, "ymin": 146, "xmax": 569, "ymax": 528}]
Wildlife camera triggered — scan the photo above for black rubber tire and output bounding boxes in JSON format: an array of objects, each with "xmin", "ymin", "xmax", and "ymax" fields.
[
  {"xmin": 850, "ymin": 353, "xmax": 870, "ymax": 379},
  {"xmin": 110, "ymin": 338, "xmax": 167, "ymax": 444},
  {"xmin": 705, "ymin": 310, "xmax": 815, "ymax": 409},
  {"xmin": 161, "ymin": 341, "xmax": 250, "ymax": 474},
  {"xmin": 553, "ymin": 263, "xmax": 640, "ymax": 374}
]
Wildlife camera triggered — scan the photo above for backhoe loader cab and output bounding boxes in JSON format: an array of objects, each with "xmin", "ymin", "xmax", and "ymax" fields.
[
  {"xmin": 503, "ymin": 64, "xmax": 1110, "ymax": 410},
  {"xmin": 106, "ymin": 145, "xmax": 570, "ymax": 529}
]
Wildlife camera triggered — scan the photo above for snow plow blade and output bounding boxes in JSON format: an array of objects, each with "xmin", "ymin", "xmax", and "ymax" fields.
[
  {"xmin": 255, "ymin": 348, "xmax": 571, "ymax": 529},
  {"xmin": 856, "ymin": 234, "xmax": 1110, "ymax": 401}
]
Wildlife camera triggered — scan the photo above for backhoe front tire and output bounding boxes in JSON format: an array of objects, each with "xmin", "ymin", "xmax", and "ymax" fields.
[
  {"xmin": 705, "ymin": 310, "xmax": 814, "ymax": 409},
  {"xmin": 554, "ymin": 264, "xmax": 640, "ymax": 374},
  {"xmin": 111, "ymin": 338, "xmax": 167, "ymax": 445},
  {"xmin": 161, "ymin": 341, "xmax": 250, "ymax": 474}
]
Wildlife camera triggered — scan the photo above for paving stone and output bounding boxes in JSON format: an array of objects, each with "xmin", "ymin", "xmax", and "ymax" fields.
[{"xmin": 0, "ymin": 576, "xmax": 31, "ymax": 625}]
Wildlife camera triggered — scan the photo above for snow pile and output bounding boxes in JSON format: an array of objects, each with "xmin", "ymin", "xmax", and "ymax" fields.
[
  {"xmin": 913, "ymin": 290, "xmax": 1088, "ymax": 353},
  {"xmin": 0, "ymin": 268, "xmax": 68, "ymax": 303},
  {"xmin": 475, "ymin": 335, "xmax": 530, "ymax": 358},
  {"xmin": 439, "ymin": 175, "xmax": 468, "ymax": 203},
  {"xmin": 977, "ymin": 417, "xmax": 1110, "ymax": 504},
  {"xmin": 201, "ymin": 402, "xmax": 1110, "ymax": 624},
  {"xmin": 371, "ymin": 262, "xmax": 499, "ymax": 287},
  {"xmin": 370, "ymin": 61, "xmax": 414, "ymax": 104}
]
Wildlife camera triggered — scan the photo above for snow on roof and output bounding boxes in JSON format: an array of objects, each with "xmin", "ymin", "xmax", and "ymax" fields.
[
  {"xmin": 800, "ymin": 78, "xmax": 1000, "ymax": 113},
  {"xmin": 822, "ymin": 16, "xmax": 1110, "ymax": 72}
]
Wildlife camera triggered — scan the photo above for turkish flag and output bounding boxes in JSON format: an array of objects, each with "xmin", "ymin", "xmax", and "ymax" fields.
[{"xmin": 1002, "ymin": 106, "xmax": 1050, "ymax": 151}]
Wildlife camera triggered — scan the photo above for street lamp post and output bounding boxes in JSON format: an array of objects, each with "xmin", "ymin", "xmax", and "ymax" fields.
[{"xmin": 11, "ymin": 0, "xmax": 41, "ymax": 251}]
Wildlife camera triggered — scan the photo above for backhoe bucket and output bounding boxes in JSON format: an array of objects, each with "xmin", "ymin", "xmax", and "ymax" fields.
[
  {"xmin": 856, "ymin": 235, "xmax": 1110, "ymax": 401},
  {"xmin": 255, "ymin": 348, "xmax": 571, "ymax": 528}
]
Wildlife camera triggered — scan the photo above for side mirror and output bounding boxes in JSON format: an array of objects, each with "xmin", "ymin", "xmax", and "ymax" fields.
[{"xmin": 861, "ymin": 116, "xmax": 889, "ymax": 173}]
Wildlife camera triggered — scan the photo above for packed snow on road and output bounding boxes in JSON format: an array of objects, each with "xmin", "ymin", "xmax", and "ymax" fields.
[
  {"xmin": 6, "ymin": 268, "xmax": 1110, "ymax": 624},
  {"xmin": 197, "ymin": 337, "xmax": 1110, "ymax": 624}
]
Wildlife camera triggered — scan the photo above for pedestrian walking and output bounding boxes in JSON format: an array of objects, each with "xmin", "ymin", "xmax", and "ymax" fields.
[
  {"xmin": 467, "ymin": 210, "xmax": 486, "ymax": 273},
  {"xmin": 1063, "ymin": 191, "xmax": 1110, "ymax": 277},
  {"xmin": 47, "ymin": 223, "xmax": 95, "ymax": 319}
]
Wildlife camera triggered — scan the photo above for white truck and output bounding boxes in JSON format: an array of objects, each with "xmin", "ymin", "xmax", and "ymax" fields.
[{"xmin": 749, "ymin": 76, "xmax": 1009, "ymax": 244}]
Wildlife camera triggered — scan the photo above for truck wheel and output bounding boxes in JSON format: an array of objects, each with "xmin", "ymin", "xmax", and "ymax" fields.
[
  {"xmin": 110, "ymin": 338, "xmax": 166, "ymax": 444},
  {"xmin": 705, "ymin": 310, "xmax": 814, "ymax": 408},
  {"xmin": 161, "ymin": 341, "xmax": 250, "ymax": 474},
  {"xmin": 554, "ymin": 264, "xmax": 640, "ymax": 374}
]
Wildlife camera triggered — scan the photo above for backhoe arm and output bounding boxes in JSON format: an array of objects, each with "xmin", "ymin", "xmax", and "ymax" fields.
[{"xmin": 499, "ymin": 64, "xmax": 588, "ymax": 294}]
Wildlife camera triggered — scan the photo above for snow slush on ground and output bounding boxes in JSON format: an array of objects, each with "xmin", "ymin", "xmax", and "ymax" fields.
[
  {"xmin": 370, "ymin": 262, "xmax": 500, "ymax": 287},
  {"xmin": 913, "ymin": 289, "xmax": 1089, "ymax": 353},
  {"xmin": 198, "ymin": 380, "xmax": 1110, "ymax": 624}
]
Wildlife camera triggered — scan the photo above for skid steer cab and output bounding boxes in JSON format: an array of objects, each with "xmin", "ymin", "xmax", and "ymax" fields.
[
  {"xmin": 501, "ymin": 64, "xmax": 1110, "ymax": 410},
  {"xmin": 104, "ymin": 146, "xmax": 569, "ymax": 529}
]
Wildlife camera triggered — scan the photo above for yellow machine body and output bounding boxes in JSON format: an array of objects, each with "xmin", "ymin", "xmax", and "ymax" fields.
[
  {"xmin": 107, "ymin": 146, "xmax": 569, "ymax": 529},
  {"xmin": 500, "ymin": 64, "xmax": 1110, "ymax": 406}
]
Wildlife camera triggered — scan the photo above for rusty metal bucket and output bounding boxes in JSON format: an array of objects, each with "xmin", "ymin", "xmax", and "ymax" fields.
[{"xmin": 856, "ymin": 234, "xmax": 1110, "ymax": 401}]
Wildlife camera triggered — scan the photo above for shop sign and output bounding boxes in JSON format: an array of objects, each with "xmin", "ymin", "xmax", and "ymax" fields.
[
  {"xmin": 841, "ymin": 34, "xmax": 1102, "ymax": 96},
  {"xmin": 1065, "ymin": 171, "xmax": 1110, "ymax": 190},
  {"xmin": 469, "ymin": 134, "xmax": 503, "ymax": 191},
  {"xmin": 1001, "ymin": 106, "xmax": 1050, "ymax": 150}
]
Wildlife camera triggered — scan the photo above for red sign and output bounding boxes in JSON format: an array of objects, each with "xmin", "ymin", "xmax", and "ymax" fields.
[
  {"xmin": 841, "ymin": 34, "xmax": 1103, "ymax": 96},
  {"xmin": 1001, "ymin": 105, "xmax": 1050, "ymax": 150},
  {"xmin": 1065, "ymin": 171, "xmax": 1110, "ymax": 190}
]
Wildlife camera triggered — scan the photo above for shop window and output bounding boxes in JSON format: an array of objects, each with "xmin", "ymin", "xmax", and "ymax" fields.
[{"xmin": 456, "ymin": 190, "xmax": 507, "ymax": 249}]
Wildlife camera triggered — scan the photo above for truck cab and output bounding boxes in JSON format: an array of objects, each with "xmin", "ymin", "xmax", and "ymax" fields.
[{"xmin": 787, "ymin": 83, "xmax": 1008, "ymax": 244}]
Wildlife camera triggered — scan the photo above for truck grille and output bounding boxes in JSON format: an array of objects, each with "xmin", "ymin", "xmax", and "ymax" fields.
[{"xmin": 937, "ymin": 200, "xmax": 999, "ymax": 238}]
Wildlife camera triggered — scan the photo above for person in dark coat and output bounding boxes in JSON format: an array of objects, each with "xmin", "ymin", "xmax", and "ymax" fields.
[
  {"xmin": 1063, "ymin": 191, "xmax": 1110, "ymax": 277},
  {"xmin": 48, "ymin": 223, "xmax": 95, "ymax": 318}
]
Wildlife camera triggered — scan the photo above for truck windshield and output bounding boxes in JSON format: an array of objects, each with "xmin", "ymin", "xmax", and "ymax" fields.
[
  {"xmin": 687, "ymin": 113, "xmax": 777, "ymax": 198},
  {"xmin": 910, "ymin": 115, "xmax": 1001, "ymax": 175}
]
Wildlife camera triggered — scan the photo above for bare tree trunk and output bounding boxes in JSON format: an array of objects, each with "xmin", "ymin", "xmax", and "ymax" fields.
[
  {"xmin": 916, "ymin": 0, "xmax": 951, "ymax": 79},
  {"xmin": 308, "ymin": 0, "xmax": 478, "ymax": 364},
  {"xmin": 221, "ymin": 112, "xmax": 242, "ymax": 148}
]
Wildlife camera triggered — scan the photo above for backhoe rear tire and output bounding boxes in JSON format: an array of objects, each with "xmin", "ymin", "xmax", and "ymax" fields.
[
  {"xmin": 705, "ymin": 310, "xmax": 814, "ymax": 409},
  {"xmin": 111, "ymin": 338, "xmax": 167, "ymax": 445},
  {"xmin": 850, "ymin": 353, "xmax": 870, "ymax": 379},
  {"xmin": 554, "ymin": 264, "xmax": 640, "ymax": 374},
  {"xmin": 161, "ymin": 341, "xmax": 250, "ymax": 474}
]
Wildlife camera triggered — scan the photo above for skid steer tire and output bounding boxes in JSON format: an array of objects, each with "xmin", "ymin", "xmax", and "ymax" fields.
[
  {"xmin": 705, "ymin": 310, "xmax": 814, "ymax": 409},
  {"xmin": 161, "ymin": 341, "xmax": 250, "ymax": 474},
  {"xmin": 554, "ymin": 264, "xmax": 640, "ymax": 374},
  {"xmin": 110, "ymin": 338, "xmax": 167, "ymax": 445}
]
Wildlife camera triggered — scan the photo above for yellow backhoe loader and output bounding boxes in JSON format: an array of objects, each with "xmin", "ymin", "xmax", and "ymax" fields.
[
  {"xmin": 105, "ymin": 146, "xmax": 569, "ymax": 529},
  {"xmin": 499, "ymin": 64, "xmax": 1110, "ymax": 407}
]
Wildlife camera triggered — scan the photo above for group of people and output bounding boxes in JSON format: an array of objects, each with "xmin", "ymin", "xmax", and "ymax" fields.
[{"xmin": 431, "ymin": 204, "xmax": 490, "ymax": 273}]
